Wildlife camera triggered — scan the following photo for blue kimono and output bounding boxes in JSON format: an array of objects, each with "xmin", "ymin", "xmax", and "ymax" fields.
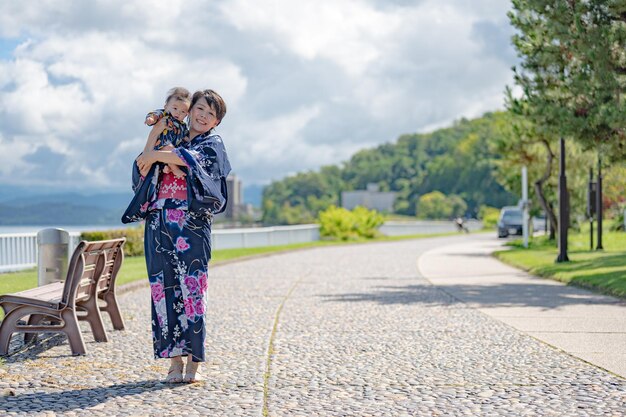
[{"xmin": 129, "ymin": 133, "xmax": 230, "ymax": 362}]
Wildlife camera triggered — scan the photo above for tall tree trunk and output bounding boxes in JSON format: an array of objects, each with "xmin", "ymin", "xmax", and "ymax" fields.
[{"xmin": 534, "ymin": 139, "xmax": 558, "ymax": 240}]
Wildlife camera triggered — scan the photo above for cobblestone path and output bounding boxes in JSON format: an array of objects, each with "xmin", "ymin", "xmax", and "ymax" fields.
[{"xmin": 1, "ymin": 237, "xmax": 624, "ymax": 416}]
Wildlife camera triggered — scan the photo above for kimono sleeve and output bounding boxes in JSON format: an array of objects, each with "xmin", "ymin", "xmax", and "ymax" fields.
[
  {"xmin": 145, "ymin": 109, "xmax": 165, "ymax": 126},
  {"xmin": 174, "ymin": 135, "xmax": 232, "ymax": 215}
]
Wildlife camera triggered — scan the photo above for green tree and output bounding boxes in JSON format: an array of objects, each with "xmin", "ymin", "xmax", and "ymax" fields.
[
  {"xmin": 448, "ymin": 194, "xmax": 468, "ymax": 218},
  {"xmin": 506, "ymin": 0, "xmax": 626, "ymax": 238},
  {"xmin": 416, "ymin": 191, "xmax": 452, "ymax": 219},
  {"xmin": 508, "ymin": 0, "xmax": 626, "ymax": 159},
  {"xmin": 262, "ymin": 113, "xmax": 515, "ymax": 225}
]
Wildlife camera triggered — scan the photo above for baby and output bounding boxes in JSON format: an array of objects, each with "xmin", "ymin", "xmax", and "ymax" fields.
[{"xmin": 143, "ymin": 87, "xmax": 191, "ymax": 178}]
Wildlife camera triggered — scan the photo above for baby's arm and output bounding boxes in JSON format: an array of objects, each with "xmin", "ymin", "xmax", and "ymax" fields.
[
  {"xmin": 143, "ymin": 119, "xmax": 166, "ymax": 154},
  {"xmin": 145, "ymin": 110, "xmax": 164, "ymax": 126}
]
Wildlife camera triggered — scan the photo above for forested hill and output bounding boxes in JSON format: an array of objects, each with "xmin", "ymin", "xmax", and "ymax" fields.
[{"xmin": 262, "ymin": 111, "xmax": 516, "ymax": 225}]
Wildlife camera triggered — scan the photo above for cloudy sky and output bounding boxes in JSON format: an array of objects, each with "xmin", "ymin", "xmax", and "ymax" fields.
[{"xmin": 0, "ymin": 0, "xmax": 516, "ymax": 193}]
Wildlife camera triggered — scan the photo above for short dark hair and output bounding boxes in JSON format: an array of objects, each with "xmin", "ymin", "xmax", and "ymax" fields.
[
  {"xmin": 190, "ymin": 89, "xmax": 227, "ymax": 126},
  {"xmin": 165, "ymin": 87, "xmax": 191, "ymax": 105}
]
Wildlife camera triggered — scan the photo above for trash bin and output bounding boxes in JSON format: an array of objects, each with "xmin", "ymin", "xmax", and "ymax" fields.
[{"xmin": 37, "ymin": 228, "xmax": 70, "ymax": 286}]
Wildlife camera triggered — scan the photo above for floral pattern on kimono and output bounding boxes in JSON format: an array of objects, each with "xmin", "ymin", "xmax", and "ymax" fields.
[{"xmin": 143, "ymin": 131, "xmax": 230, "ymax": 363}]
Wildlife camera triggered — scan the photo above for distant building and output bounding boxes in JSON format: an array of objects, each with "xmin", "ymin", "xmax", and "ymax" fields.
[
  {"xmin": 341, "ymin": 183, "xmax": 396, "ymax": 212},
  {"xmin": 224, "ymin": 175, "xmax": 243, "ymax": 219}
]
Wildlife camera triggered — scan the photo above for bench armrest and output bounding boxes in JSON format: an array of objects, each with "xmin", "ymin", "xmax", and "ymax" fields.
[{"xmin": 0, "ymin": 294, "xmax": 59, "ymax": 310}]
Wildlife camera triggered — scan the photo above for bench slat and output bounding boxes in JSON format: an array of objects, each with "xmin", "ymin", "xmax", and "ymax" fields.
[{"xmin": 14, "ymin": 282, "xmax": 64, "ymax": 299}]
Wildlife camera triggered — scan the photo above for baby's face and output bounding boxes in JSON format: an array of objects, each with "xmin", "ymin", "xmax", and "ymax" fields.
[{"xmin": 165, "ymin": 99, "xmax": 190, "ymax": 123}]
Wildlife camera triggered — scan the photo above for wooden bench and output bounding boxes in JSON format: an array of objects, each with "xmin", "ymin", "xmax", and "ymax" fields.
[{"xmin": 0, "ymin": 238, "xmax": 126, "ymax": 356}]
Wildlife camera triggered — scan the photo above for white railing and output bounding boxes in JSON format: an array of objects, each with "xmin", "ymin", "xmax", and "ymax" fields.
[
  {"xmin": 212, "ymin": 224, "xmax": 320, "ymax": 250},
  {"xmin": 379, "ymin": 220, "xmax": 483, "ymax": 236},
  {"xmin": 0, "ymin": 226, "xmax": 321, "ymax": 273},
  {"xmin": 0, "ymin": 232, "xmax": 82, "ymax": 273}
]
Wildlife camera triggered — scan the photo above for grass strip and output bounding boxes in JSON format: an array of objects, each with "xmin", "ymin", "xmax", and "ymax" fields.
[{"xmin": 494, "ymin": 229, "xmax": 626, "ymax": 299}]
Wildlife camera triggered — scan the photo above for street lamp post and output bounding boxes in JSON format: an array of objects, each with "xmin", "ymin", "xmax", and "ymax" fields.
[
  {"xmin": 556, "ymin": 138, "xmax": 569, "ymax": 263},
  {"xmin": 596, "ymin": 156, "xmax": 603, "ymax": 250},
  {"xmin": 587, "ymin": 168, "xmax": 595, "ymax": 251}
]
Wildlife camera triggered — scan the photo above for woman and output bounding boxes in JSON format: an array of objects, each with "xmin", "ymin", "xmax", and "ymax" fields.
[{"xmin": 136, "ymin": 89, "xmax": 231, "ymax": 383}]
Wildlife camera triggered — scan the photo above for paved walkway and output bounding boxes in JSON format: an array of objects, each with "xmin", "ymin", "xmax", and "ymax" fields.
[
  {"xmin": 0, "ymin": 235, "xmax": 624, "ymax": 416},
  {"xmin": 418, "ymin": 233, "xmax": 626, "ymax": 379}
]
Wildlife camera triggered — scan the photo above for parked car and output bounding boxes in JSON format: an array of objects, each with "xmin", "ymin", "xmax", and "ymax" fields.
[{"xmin": 497, "ymin": 206, "xmax": 523, "ymax": 238}]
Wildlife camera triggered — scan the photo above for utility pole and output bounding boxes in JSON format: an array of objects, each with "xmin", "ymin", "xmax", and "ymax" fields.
[
  {"xmin": 556, "ymin": 138, "xmax": 569, "ymax": 263},
  {"xmin": 522, "ymin": 166, "xmax": 529, "ymax": 248},
  {"xmin": 596, "ymin": 156, "xmax": 603, "ymax": 250}
]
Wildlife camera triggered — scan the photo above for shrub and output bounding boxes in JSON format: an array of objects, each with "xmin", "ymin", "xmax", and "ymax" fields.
[
  {"xmin": 479, "ymin": 205, "xmax": 500, "ymax": 229},
  {"xmin": 416, "ymin": 191, "xmax": 470, "ymax": 220},
  {"xmin": 416, "ymin": 191, "xmax": 451, "ymax": 219},
  {"xmin": 352, "ymin": 206, "xmax": 384, "ymax": 239},
  {"xmin": 318, "ymin": 206, "xmax": 384, "ymax": 241},
  {"xmin": 81, "ymin": 226, "xmax": 144, "ymax": 257},
  {"xmin": 610, "ymin": 206, "xmax": 625, "ymax": 232}
]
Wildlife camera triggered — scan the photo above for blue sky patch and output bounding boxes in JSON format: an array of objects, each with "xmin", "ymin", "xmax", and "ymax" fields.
[{"xmin": 0, "ymin": 37, "xmax": 24, "ymax": 60}]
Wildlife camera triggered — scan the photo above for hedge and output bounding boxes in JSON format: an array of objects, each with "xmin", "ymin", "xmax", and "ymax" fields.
[{"xmin": 81, "ymin": 226, "xmax": 144, "ymax": 257}]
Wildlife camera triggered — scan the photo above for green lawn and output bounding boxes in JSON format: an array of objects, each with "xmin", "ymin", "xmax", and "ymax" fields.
[{"xmin": 494, "ymin": 228, "xmax": 626, "ymax": 299}]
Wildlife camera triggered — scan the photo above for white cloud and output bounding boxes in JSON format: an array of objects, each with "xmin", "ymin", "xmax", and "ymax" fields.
[
  {"xmin": 0, "ymin": 0, "xmax": 516, "ymax": 191},
  {"xmin": 0, "ymin": 133, "xmax": 31, "ymax": 177},
  {"xmin": 220, "ymin": 0, "xmax": 403, "ymax": 76},
  {"xmin": 231, "ymin": 104, "xmax": 337, "ymax": 176}
]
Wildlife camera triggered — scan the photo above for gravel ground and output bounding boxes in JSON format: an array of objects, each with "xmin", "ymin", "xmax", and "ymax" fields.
[{"xmin": 0, "ymin": 236, "xmax": 624, "ymax": 416}]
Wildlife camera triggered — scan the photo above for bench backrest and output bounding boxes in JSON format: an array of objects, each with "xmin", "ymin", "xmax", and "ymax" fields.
[
  {"xmin": 93, "ymin": 238, "xmax": 125, "ymax": 295},
  {"xmin": 60, "ymin": 238, "xmax": 126, "ymax": 308}
]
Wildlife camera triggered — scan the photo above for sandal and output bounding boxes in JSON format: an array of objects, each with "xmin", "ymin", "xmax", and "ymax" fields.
[
  {"xmin": 183, "ymin": 360, "xmax": 203, "ymax": 383},
  {"xmin": 165, "ymin": 357, "xmax": 184, "ymax": 383}
]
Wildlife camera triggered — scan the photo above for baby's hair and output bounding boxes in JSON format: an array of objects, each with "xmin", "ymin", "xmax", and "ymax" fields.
[{"xmin": 165, "ymin": 87, "xmax": 191, "ymax": 105}]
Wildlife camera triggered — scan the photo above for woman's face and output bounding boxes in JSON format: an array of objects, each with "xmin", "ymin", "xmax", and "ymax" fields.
[{"xmin": 189, "ymin": 97, "xmax": 219, "ymax": 134}]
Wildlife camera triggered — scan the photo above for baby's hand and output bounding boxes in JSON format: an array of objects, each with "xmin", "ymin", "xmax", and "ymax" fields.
[
  {"xmin": 145, "ymin": 115, "xmax": 157, "ymax": 126},
  {"xmin": 169, "ymin": 164, "xmax": 186, "ymax": 178}
]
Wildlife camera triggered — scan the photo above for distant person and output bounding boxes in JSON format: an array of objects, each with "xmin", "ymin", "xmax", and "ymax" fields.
[
  {"xmin": 455, "ymin": 216, "xmax": 469, "ymax": 233},
  {"xmin": 134, "ymin": 89, "xmax": 231, "ymax": 383}
]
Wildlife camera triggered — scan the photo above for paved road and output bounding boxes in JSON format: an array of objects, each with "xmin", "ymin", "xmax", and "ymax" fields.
[{"xmin": 1, "ymin": 235, "xmax": 624, "ymax": 416}]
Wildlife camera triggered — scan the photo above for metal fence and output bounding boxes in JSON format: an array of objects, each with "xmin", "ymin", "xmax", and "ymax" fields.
[{"xmin": 0, "ymin": 232, "xmax": 82, "ymax": 273}]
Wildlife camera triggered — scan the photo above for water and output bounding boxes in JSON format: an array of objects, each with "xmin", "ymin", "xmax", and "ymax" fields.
[{"xmin": 0, "ymin": 224, "xmax": 139, "ymax": 234}]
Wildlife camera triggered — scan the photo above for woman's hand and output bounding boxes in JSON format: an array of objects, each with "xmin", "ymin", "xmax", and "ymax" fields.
[{"xmin": 137, "ymin": 151, "xmax": 156, "ymax": 177}]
